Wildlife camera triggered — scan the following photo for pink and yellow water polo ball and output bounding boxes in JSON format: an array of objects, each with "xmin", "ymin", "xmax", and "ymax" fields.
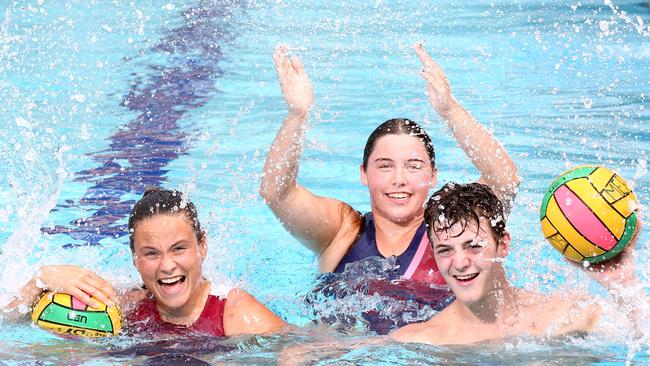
[
  {"xmin": 31, "ymin": 291, "xmax": 121, "ymax": 337},
  {"xmin": 540, "ymin": 166, "xmax": 639, "ymax": 264}
]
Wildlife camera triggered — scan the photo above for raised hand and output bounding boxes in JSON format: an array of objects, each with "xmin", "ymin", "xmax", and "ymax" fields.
[
  {"xmin": 581, "ymin": 236, "xmax": 640, "ymax": 294},
  {"xmin": 414, "ymin": 43, "xmax": 456, "ymax": 118},
  {"xmin": 566, "ymin": 220, "xmax": 642, "ymax": 300},
  {"xmin": 36, "ymin": 265, "xmax": 116, "ymax": 308},
  {"xmin": 273, "ymin": 45, "xmax": 314, "ymax": 117}
]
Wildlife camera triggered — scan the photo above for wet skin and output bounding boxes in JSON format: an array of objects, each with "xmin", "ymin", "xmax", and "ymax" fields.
[
  {"xmin": 132, "ymin": 214, "xmax": 209, "ymax": 322},
  {"xmin": 431, "ymin": 218, "xmax": 508, "ymax": 305},
  {"xmin": 361, "ymin": 133, "xmax": 436, "ymax": 226}
]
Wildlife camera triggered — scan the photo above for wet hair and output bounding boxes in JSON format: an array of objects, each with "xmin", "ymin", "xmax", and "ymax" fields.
[
  {"xmin": 424, "ymin": 182, "xmax": 506, "ymax": 243},
  {"xmin": 362, "ymin": 118, "xmax": 436, "ymax": 171},
  {"xmin": 128, "ymin": 187, "xmax": 203, "ymax": 251}
]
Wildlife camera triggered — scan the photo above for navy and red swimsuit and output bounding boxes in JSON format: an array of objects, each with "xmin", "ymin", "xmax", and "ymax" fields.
[
  {"xmin": 328, "ymin": 213, "xmax": 452, "ymax": 334},
  {"xmin": 335, "ymin": 212, "xmax": 446, "ymax": 285}
]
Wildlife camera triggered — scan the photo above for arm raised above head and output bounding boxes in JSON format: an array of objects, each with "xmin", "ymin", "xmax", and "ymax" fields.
[
  {"xmin": 414, "ymin": 43, "xmax": 520, "ymax": 216},
  {"xmin": 222, "ymin": 288, "xmax": 288, "ymax": 336},
  {"xmin": 260, "ymin": 45, "xmax": 360, "ymax": 261}
]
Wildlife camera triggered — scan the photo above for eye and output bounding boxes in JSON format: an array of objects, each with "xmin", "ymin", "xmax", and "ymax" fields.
[
  {"xmin": 172, "ymin": 245, "xmax": 187, "ymax": 253},
  {"xmin": 435, "ymin": 247, "xmax": 452, "ymax": 257},
  {"xmin": 143, "ymin": 250, "xmax": 159, "ymax": 258},
  {"xmin": 469, "ymin": 240, "xmax": 488, "ymax": 252},
  {"xmin": 406, "ymin": 162, "xmax": 423, "ymax": 171}
]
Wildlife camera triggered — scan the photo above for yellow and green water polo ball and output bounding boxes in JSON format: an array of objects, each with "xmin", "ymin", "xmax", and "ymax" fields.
[
  {"xmin": 540, "ymin": 166, "xmax": 639, "ymax": 264},
  {"xmin": 31, "ymin": 291, "xmax": 121, "ymax": 337}
]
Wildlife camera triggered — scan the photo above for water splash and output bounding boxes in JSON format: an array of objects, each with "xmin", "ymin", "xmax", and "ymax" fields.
[{"xmin": 305, "ymin": 256, "xmax": 453, "ymax": 335}]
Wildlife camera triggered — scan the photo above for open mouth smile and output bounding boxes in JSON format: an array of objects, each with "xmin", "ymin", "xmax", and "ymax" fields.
[
  {"xmin": 158, "ymin": 275, "xmax": 186, "ymax": 288},
  {"xmin": 453, "ymin": 273, "xmax": 479, "ymax": 283},
  {"xmin": 386, "ymin": 192, "xmax": 411, "ymax": 200}
]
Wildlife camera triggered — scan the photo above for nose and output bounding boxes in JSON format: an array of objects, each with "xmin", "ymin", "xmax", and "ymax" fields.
[
  {"xmin": 159, "ymin": 253, "xmax": 176, "ymax": 274},
  {"xmin": 392, "ymin": 166, "xmax": 407, "ymax": 186},
  {"xmin": 452, "ymin": 251, "xmax": 471, "ymax": 271}
]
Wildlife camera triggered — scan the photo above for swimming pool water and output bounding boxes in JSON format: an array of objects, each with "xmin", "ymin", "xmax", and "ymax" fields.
[{"xmin": 1, "ymin": 0, "xmax": 649, "ymax": 364}]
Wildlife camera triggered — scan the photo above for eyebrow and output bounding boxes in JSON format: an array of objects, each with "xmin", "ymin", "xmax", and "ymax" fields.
[
  {"xmin": 433, "ymin": 238, "xmax": 475, "ymax": 248},
  {"xmin": 373, "ymin": 158, "xmax": 426, "ymax": 164},
  {"xmin": 373, "ymin": 158, "xmax": 394, "ymax": 164},
  {"xmin": 138, "ymin": 239, "xmax": 191, "ymax": 250},
  {"xmin": 405, "ymin": 158, "xmax": 426, "ymax": 164},
  {"xmin": 138, "ymin": 245, "xmax": 158, "ymax": 251}
]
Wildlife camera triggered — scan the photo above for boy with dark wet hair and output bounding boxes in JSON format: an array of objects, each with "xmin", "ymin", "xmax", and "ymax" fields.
[{"xmin": 391, "ymin": 182, "xmax": 644, "ymax": 345}]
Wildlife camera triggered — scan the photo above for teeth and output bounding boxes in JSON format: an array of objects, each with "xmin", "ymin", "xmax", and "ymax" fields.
[
  {"xmin": 455, "ymin": 274, "xmax": 477, "ymax": 280},
  {"xmin": 387, "ymin": 193, "xmax": 409, "ymax": 199},
  {"xmin": 160, "ymin": 275, "xmax": 183, "ymax": 284}
]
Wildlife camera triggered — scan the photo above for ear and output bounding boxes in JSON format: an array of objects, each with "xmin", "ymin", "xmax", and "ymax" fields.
[
  {"xmin": 429, "ymin": 167, "xmax": 438, "ymax": 188},
  {"xmin": 497, "ymin": 231, "xmax": 511, "ymax": 258},
  {"xmin": 360, "ymin": 164, "xmax": 368, "ymax": 186},
  {"xmin": 131, "ymin": 251, "xmax": 143, "ymax": 273},
  {"xmin": 199, "ymin": 231, "xmax": 208, "ymax": 260}
]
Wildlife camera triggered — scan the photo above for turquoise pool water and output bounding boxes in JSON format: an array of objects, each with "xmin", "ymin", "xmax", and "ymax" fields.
[{"xmin": 0, "ymin": 0, "xmax": 649, "ymax": 364}]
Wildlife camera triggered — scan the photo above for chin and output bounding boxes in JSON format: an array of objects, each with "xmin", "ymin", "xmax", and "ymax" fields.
[
  {"xmin": 386, "ymin": 209, "xmax": 419, "ymax": 222},
  {"xmin": 450, "ymin": 288, "xmax": 485, "ymax": 305},
  {"xmin": 458, "ymin": 295, "xmax": 483, "ymax": 305},
  {"xmin": 158, "ymin": 295, "xmax": 190, "ymax": 310}
]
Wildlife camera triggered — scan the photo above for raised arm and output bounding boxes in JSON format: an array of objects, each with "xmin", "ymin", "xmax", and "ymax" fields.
[
  {"xmin": 582, "ymin": 220, "xmax": 647, "ymax": 335},
  {"xmin": 260, "ymin": 46, "xmax": 360, "ymax": 266},
  {"xmin": 415, "ymin": 43, "xmax": 520, "ymax": 216},
  {"xmin": 3, "ymin": 265, "xmax": 116, "ymax": 321}
]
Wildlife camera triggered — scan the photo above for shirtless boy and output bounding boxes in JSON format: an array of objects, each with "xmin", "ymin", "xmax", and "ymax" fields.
[{"xmin": 391, "ymin": 182, "xmax": 643, "ymax": 345}]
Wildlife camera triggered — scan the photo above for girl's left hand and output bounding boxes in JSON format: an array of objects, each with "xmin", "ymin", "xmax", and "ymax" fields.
[{"xmin": 414, "ymin": 42, "xmax": 456, "ymax": 118}]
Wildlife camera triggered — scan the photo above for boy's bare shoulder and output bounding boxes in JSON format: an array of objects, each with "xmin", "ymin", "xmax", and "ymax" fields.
[
  {"xmin": 391, "ymin": 320, "xmax": 442, "ymax": 344},
  {"xmin": 390, "ymin": 304, "xmax": 458, "ymax": 345}
]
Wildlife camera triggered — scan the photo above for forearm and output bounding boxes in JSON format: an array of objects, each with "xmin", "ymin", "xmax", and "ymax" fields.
[
  {"xmin": 260, "ymin": 111, "xmax": 309, "ymax": 206},
  {"xmin": 609, "ymin": 283, "xmax": 648, "ymax": 338},
  {"xmin": 440, "ymin": 100, "xmax": 520, "ymax": 213},
  {"xmin": 3, "ymin": 277, "xmax": 43, "ymax": 321}
]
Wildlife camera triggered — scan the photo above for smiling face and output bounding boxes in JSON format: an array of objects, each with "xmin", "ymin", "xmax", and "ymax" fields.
[
  {"xmin": 132, "ymin": 213, "xmax": 207, "ymax": 316},
  {"xmin": 431, "ymin": 217, "xmax": 509, "ymax": 305},
  {"xmin": 360, "ymin": 134, "xmax": 437, "ymax": 224}
]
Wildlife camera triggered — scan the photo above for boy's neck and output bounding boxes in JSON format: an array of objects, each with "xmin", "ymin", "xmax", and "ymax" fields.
[{"xmin": 462, "ymin": 278, "xmax": 516, "ymax": 324}]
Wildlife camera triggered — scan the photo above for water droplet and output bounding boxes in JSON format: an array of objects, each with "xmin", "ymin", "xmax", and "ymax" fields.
[
  {"xmin": 70, "ymin": 94, "xmax": 86, "ymax": 103},
  {"xmin": 15, "ymin": 117, "xmax": 31, "ymax": 128}
]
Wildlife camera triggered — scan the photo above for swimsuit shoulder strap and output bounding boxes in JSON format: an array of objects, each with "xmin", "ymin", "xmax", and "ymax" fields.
[{"xmin": 334, "ymin": 212, "xmax": 381, "ymax": 273}]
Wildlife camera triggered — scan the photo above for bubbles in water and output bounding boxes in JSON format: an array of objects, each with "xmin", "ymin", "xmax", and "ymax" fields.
[
  {"xmin": 24, "ymin": 149, "xmax": 37, "ymax": 162},
  {"xmin": 69, "ymin": 94, "xmax": 85, "ymax": 103},
  {"xmin": 598, "ymin": 20, "xmax": 610, "ymax": 35},
  {"xmin": 633, "ymin": 159, "xmax": 647, "ymax": 182}
]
